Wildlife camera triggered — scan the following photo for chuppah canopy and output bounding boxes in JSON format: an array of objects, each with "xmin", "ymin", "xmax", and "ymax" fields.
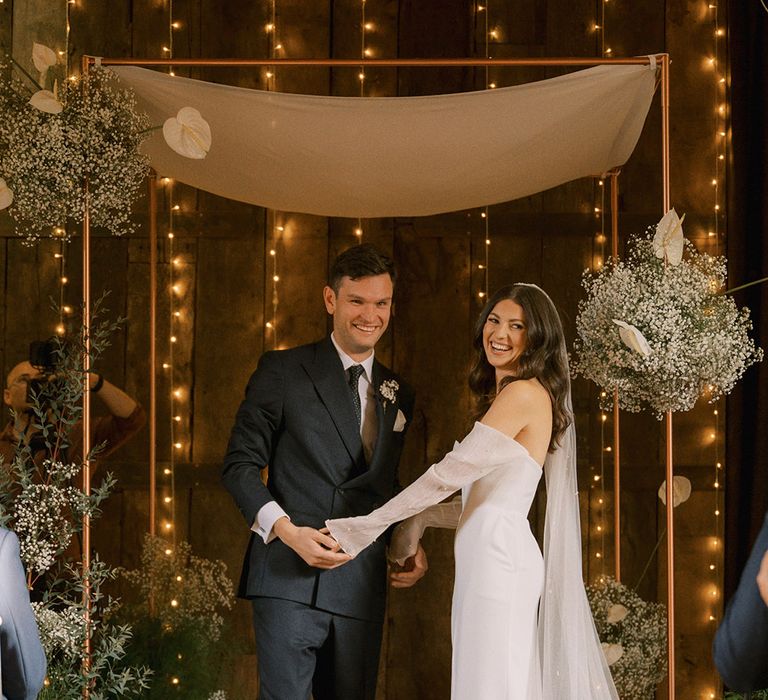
[{"xmin": 114, "ymin": 60, "xmax": 658, "ymax": 218}]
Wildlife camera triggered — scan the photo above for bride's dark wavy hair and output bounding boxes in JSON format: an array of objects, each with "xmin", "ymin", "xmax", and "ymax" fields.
[{"xmin": 469, "ymin": 284, "xmax": 571, "ymax": 452}]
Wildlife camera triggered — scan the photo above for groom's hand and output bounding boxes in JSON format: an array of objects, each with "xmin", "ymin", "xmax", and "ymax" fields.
[
  {"xmin": 389, "ymin": 543, "xmax": 428, "ymax": 588},
  {"xmin": 274, "ymin": 517, "xmax": 352, "ymax": 569}
]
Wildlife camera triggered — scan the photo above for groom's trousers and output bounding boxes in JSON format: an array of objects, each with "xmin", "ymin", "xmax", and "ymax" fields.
[{"xmin": 252, "ymin": 597, "xmax": 382, "ymax": 700}]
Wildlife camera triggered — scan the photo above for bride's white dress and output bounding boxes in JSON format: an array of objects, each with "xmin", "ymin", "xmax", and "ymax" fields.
[
  {"xmin": 451, "ymin": 448, "xmax": 544, "ymax": 699},
  {"xmin": 326, "ymin": 421, "xmax": 618, "ymax": 700}
]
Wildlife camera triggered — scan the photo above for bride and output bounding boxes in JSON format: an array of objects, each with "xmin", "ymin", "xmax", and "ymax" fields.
[{"xmin": 326, "ymin": 283, "xmax": 618, "ymax": 699}]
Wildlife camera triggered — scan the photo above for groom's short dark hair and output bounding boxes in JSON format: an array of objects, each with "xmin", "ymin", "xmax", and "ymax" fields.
[{"xmin": 329, "ymin": 244, "xmax": 396, "ymax": 293}]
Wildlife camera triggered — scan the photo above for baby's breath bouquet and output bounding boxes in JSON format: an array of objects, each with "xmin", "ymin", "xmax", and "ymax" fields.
[
  {"xmin": 116, "ymin": 535, "xmax": 236, "ymax": 699},
  {"xmin": 119, "ymin": 534, "xmax": 234, "ymax": 642},
  {"xmin": 573, "ymin": 210, "xmax": 763, "ymax": 416},
  {"xmin": 588, "ymin": 576, "xmax": 667, "ymax": 699},
  {"xmin": 0, "ymin": 43, "xmax": 151, "ymax": 243}
]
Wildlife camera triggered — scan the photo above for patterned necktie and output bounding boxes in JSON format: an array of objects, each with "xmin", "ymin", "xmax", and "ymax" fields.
[{"xmin": 347, "ymin": 365, "xmax": 365, "ymax": 427}]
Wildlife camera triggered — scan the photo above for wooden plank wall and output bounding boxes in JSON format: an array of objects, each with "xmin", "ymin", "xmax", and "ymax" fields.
[{"xmin": 0, "ymin": 1, "xmax": 727, "ymax": 697}]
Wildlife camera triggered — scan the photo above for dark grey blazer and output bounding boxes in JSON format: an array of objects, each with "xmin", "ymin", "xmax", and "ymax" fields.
[
  {"xmin": 0, "ymin": 528, "xmax": 47, "ymax": 700},
  {"xmin": 222, "ymin": 337, "xmax": 414, "ymax": 622},
  {"xmin": 713, "ymin": 512, "xmax": 768, "ymax": 692}
]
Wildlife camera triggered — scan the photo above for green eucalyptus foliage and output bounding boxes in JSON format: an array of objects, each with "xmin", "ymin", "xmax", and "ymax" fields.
[{"xmin": 0, "ymin": 295, "xmax": 151, "ymax": 699}]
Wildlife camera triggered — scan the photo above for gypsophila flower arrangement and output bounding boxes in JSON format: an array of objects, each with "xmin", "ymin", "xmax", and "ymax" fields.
[
  {"xmin": 0, "ymin": 47, "xmax": 152, "ymax": 243},
  {"xmin": 588, "ymin": 576, "xmax": 667, "ymax": 700},
  {"xmin": 379, "ymin": 379, "xmax": 399, "ymax": 411},
  {"xmin": 116, "ymin": 534, "xmax": 236, "ymax": 699},
  {"xmin": 12, "ymin": 462, "xmax": 101, "ymax": 574},
  {"xmin": 32, "ymin": 600, "xmax": 87, "ymax": 659},
  {"xmin": 1, "ymin": 43, "xmax": 213, "ymax": 244},
  {"xmin": 119, "ymin": 534, "xmax": 234, "ymax": 641},
  {"xmin": 573, "ymin": 209, "xmax": 763, "ymax": 416}
]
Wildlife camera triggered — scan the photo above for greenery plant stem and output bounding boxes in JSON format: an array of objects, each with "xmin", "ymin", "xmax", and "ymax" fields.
[
  {"xmin": 634, "ymin": 526, "xmax": 666, "ymax": 592},
  {"xmin": 723, "ymin": 276, "xmax": 768, "ymax": 296},
  {"xmin": 8, "ymin": 55, "xmax": 43, "ymax": 92},
  {"xmin": 137, "ymin": 125, "xmax": 162, "ymax": 135}
]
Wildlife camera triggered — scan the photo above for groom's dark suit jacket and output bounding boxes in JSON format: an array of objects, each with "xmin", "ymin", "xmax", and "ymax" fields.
[{"xmin": 222, "ymin": 337, "xmax": 414, "ymax": 623}]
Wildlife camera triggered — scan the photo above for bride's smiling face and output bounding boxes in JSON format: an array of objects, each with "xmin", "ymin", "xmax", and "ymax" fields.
[{"xmin": 482, "ymin": 299, "xmax": 527, "ymax": 377}]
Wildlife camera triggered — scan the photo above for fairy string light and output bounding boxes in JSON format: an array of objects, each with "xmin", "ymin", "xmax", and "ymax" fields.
[
  {"xmin": 706, "ymin": 8, "xmax": 727, "ymax": 698},
  {"xmin": 164, "ymin": 1, "xmax": 176, "ymax": 554},
  {"xmin": 160, "ymin": 0, "xmax": 188, "ymax": 568},
  {"xmin": 159, "ymin": 2, "xmax": 191, "ymax": 690},
  {"xmin": 590, "ymin": 383, "xmax": 611, "ymax": 574},
  {"xmin": 590, "ymin": 0, "xmax": 609, "ymax": 569},
  {"xmin": 708, "ymin": 1, "xmax": 726, "ymax": 248},
  {"xmin": 355, "ymin": 1, "xmax": 368, "ymax": 243},
  {"xmin": 54, "ymin": 238, "xmax": 68, "ymax": 336},
  {"xmin": 473, "ymin": 2, "xmax": 493, "ymax": 305},
  {"xmin": 264, "ymin": 0, "xmax": 281, "ymax": 350},
  {"xmin": 267, "ymin": 219, "xmax": 282, "ymax": 350},
  {"xmin": 591, "ymin": 184, "xmax": 608, "ymax": 577},
  {"xmin": 706, "ymin": 402, "xmax": 723, "ymax": 700},
  {"xmin": 53, "ymin": 3, "xmax": 74, "ymax": 337},
  {"xmin": 589, "ymin": 0, "xmax": 611, "ymax": 577},
  {"xmin": 359, "ymin": 0, "xmax": 367, "ymax": 95},
  {"xmin": 166, "ymin": 196, "xmax": 178, "ymax": 551}
]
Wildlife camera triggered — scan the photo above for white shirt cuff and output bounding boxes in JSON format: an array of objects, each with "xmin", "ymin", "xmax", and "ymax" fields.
[{"xmin": 252, "ymin": 501, "xmax": 290, "ymax": 544}]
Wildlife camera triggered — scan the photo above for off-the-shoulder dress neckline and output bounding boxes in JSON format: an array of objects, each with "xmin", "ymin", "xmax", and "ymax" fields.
[{"xmin": 475, "ymin": 421, "xmax": 545, "ymax": 469}]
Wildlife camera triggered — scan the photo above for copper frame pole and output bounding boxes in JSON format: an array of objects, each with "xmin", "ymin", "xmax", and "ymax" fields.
[
  {"xmin": 609, "ymin": 169, "xmax": 621, "ymax": 583},
  {"xmin": 80, "ymin": 54, "xmax": 92, "ymax": 695},
  {"xmin": 660, "ymin": 54, "xmax": 675, "ymax": 700},
  {"xmin": 149, "ymin": 175, "xmax": 158, "ymax": 537}
]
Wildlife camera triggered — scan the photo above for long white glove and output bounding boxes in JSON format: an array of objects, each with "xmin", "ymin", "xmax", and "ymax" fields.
[
  {"xmin": 388, "ymin": 495, "xmax": 463, "ymax": 565},
  {"xmin": 326, "ymin": 422, "xmax": 528, "ymax": 557}
]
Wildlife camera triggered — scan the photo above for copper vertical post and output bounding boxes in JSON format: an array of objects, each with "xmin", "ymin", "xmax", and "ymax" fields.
[
  {"xmin": 609, "ymin": 169, "xmax": 621, "ymax": 583},
  {"xmin": 149, "ymin": 174, "xmax": 158, "ymax": 537},
  {"xmin": 80, "ymin": 55, "xmax": 92, "ymax": 697},
  {"xmin": 660, "ymin": 53, "xmax": 675, "ymax": 700}
]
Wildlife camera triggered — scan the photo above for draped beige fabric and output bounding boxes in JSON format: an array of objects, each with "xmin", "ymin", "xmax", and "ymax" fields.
[{"xmin": 114, "ymin": 62, "xmax": 657, "ymax": 217}]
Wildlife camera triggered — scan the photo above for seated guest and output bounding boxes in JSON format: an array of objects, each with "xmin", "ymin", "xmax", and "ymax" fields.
[
  {"xmin": 0, "ymin": 526, "xmax": 47, "ymax": 700},
  {"xmin": 713, "ymin": 512, "xmax": 768, "ymax": 692}
]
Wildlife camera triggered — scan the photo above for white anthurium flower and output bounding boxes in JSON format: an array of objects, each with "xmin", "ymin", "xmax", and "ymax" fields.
[
  {"xmin": 601, "ymin": 642, "xmax": 624, "ymax": 666},
  {"xmin": 29, "ymin": 89, "xmax": 63, "ymax": 114},
  {"xmin": 653, "ymin": 208, "xmax": 686, "ymax": 266},
  {"xmin": 0, "ymin": 178, "xmax": 14, "ymax": 210},
  {"xmin": 658, "ymin": 475, "xmax": 692, "ymax": 508},
  {"xmin": 32, "ymin": 42, "xmax": 58, "ymax": 74},
  {"xmin": 606, "ymin": 603, "xmax": 629, "ymax": 624},
  {"xmin": 612, "ymin": 319, "xmax": 651, "ymax": 357},
  {"xmin": 162, "ymin": 107, "xmax": 212, "ymax": 159}
]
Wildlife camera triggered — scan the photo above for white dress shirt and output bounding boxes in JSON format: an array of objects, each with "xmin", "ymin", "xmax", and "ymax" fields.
[{"xmin": 252, "ymin": 334, "xmax": 377, "ymax": 543}]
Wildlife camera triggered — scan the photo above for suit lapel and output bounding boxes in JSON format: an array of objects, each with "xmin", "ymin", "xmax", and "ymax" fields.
[
  {"xmin": 342, "ymin": 360, "xmax": 397, "ymax": 488},
  {"xmin": 371, "ymin": 361, "xmax": 398, "ymax": 454},
  {"xmin": 301, "ymin": 337, "xmax": 364, "ymax": 465}
]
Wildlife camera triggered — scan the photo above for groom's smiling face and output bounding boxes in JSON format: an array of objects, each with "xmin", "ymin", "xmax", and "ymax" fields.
[{"xmin": 323, "ymin": 273, "xmax": 393, "ymax": 361}]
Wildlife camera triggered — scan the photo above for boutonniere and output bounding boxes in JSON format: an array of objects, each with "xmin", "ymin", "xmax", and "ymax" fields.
[{"xmin": 378, "ymin": 379, "xmax": 399, "ymax": 412}]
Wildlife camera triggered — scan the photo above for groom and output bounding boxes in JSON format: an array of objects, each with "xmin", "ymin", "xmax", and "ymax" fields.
[{"xmin": 222, "ymin": 244, "xmax": 426, "ymax": 700}]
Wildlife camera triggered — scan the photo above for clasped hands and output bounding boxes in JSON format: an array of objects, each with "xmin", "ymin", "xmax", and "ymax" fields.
[{"xmin": 273, "ymin": 516, "xmax": 428, "ymax": 587}]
